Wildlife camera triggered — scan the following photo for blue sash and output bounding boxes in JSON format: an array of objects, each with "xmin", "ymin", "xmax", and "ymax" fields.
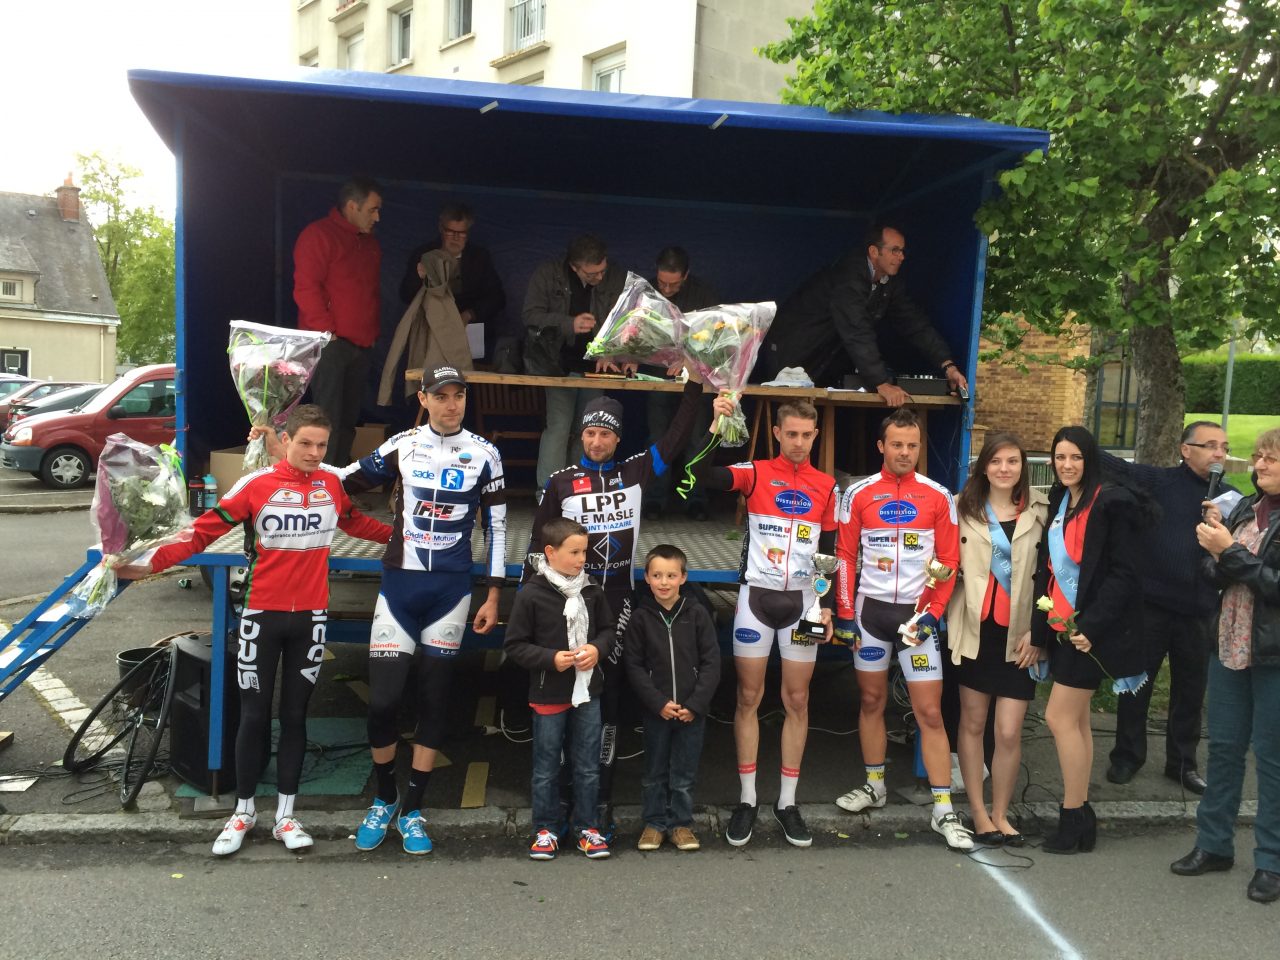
[
  {"xmin": 1047, "ymin": 494, "xmax": 1080, "ymax": 609},
  {"xmin": 985, "ymin": 504, "xmax": 1014, "ymax": 598}
]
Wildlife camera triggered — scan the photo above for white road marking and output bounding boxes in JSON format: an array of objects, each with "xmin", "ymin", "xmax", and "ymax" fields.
[
  {"xmin": 981, "ymin": 862, "xmax": 1085, "ymax": 960},
  {"xmin": 25, "ymin": 665, "xmax": 91, "ymax": 732}
]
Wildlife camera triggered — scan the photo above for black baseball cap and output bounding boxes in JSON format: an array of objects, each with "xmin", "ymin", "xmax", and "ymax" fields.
[{"xmin": 420, "ymin": 365, "xmax": 467, "ymax": 393}]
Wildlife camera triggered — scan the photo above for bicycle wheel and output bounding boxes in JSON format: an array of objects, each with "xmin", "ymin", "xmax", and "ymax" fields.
[
  {"xmin": 63, "ymin": 646, "xmax": 170, "ymax": 773},
  {"xmin": 119, "ymin": 645, "xmax": 178, "ymax": 807}
]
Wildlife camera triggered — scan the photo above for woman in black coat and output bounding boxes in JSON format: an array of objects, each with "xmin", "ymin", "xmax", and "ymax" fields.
[
  {"xmin": 1172, "ymin": 428, "xmax": 1280, "ymax": 904},
  {"xmin": 1031, "ymin": 426, "xmax": 1146, "ymax": 853}
]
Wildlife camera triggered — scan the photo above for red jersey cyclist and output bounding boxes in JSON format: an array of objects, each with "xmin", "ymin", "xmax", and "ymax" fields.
[{"xmin": 694, "ymin": 400, "xmax": 837, "ymax": 848}]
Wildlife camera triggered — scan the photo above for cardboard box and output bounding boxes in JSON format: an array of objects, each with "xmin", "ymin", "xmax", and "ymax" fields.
[
  {"xmin": 207, "ymin": 446, "xmax": 251, "ymax": 500},
  {"xmin": 351, "ymin": 423, "xmax": 388, "ymax": 461}
]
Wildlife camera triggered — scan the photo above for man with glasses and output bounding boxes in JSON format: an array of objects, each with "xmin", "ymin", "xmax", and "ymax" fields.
[
  {"xmin": 1102, "ymin": 421, "xmax": 1238, "ymax": 794},
  {"xmin": 398, "ymin": 201, "xmax": 507, "ymax": 360},
  {"xmin": 642, "ymin": 246, "xmax": 720, "ymax": 521},
  {"xmin": 523, "ymin": 234, "xmax": 625, "ymax": 491},
  {"xmin": 761, "ymin": 224, "xmax": 966, "ymax": 405}
]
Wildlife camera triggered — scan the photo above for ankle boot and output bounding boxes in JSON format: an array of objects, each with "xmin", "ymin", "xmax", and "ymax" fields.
[
  {"xmin": 1080, "ymin": 801, "xmax": 1097, "ymax": 852},
  {"xmin": 1043, "ymin": 805, "xmax": 1088, "ymax": 854}
]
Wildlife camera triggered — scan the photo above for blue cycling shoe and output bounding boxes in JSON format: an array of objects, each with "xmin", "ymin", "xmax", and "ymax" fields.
[
  {"xmin": 397, "ymin": 810, "xmax": 433, "ymax": 855},
  {"xmin": 354, "ymin": 796, "xmax": 399, "ymax": 851}
]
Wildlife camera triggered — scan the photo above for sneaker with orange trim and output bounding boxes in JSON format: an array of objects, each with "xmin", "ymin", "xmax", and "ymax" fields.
[{"xmin": 577, "ymin": 828, "xmax": 610, "ymax": 859}]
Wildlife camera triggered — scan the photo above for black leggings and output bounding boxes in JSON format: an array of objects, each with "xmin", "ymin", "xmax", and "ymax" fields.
[
  {"xmin": 367, "ymin": 651, "xmax": 455, "ymax": 750},
  {"xmin": 234, "ymin": 609, "xmax": 327, "ymax": 800}
]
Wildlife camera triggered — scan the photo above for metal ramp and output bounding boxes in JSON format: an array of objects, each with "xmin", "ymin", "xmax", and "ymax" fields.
[{"xmin": 0, "ymin": 552, "xmax": 122, "ymax": 705}]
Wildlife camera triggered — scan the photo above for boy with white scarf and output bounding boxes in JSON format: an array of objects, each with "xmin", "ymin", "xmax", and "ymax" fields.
[{"xmin": 505, "ymin": 517, "xmax": 616, "ymax": 859}]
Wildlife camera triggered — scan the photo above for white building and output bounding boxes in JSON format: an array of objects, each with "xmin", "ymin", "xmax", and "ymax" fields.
[
  {"xmin": 0, "ymin": 178, "xmax": 118, "ymax": 382},
  {"xmin": 295, "ymin": 0, "xmax": 812, "ymax": 101}
]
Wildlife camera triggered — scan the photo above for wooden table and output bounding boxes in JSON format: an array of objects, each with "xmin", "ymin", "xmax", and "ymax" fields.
[{"xmin": 406, "ymin": 369, "xmax": 960, "ymax": 477}]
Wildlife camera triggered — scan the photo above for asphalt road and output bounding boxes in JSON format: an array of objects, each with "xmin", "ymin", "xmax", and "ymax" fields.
[
  {"xmin": 0, "ymin": 508, "xmax": 93, "ymax": 603},
  {"xmin": 0, "ymin": 827, "xmax": 1274, "ymax": 960}
]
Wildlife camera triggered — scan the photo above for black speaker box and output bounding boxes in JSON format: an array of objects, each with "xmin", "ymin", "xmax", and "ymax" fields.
[{"xmin": 168, "ymin": 631, "xmax": 245, "ymax": 795}]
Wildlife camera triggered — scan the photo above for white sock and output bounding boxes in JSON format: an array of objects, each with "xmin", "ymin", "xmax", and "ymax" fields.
[
  {"xmin": 866, "ymin": 763, "xmax": 887, "ymax": 798},
  {"xmin": 778, "ymin": 766, "xmax": 799, "ymax": 809},
  {"xmin": 738, "ymin": 762, "xmax": 757, "ymax": 806},
  {"xmin": 276, "ymin": 793, "xmax": 295, "ymax": 822},
  {"xmin": 235, "ymin": 796, "xmax": 255, "ymax": 817},
  {"xmin": 931, "ymin": 784, "xmax": 954, "ymax": 818}
]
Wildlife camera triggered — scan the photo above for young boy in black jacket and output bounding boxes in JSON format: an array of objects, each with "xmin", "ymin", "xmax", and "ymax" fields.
[
  {"xmin": 504, "ymin": 517, "xmax": 615, "ymax": 860},
  {"xmin": 623, "ymin": 545, "xmax": 721, "ymax": 851}
]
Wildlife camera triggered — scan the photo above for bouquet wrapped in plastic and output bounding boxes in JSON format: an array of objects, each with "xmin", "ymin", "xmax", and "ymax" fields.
[
  {"xmin": 682, "ymin": 302, "xmax": 776, "ymax": 446},
  {"xmin": 228, "ymin": 320, "xmax": 331, "ymax": 471},
  {"xmin": 583, "ymin": 272, "xmax": 685, "ymax": 367},
  {"xmin": 68, "ymin": 434, "xmax": 193, "ymax": 619}
]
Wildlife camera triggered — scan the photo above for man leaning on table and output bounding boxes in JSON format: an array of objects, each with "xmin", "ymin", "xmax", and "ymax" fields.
[{"xmin": 761, "ymin": 223, "xmax": 967, "ymax": 406}]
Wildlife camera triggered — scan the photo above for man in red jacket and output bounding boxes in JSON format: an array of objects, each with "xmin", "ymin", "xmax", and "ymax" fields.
[{"xmin": 293, "ymin": 176, "xmax": 384, "ymax": 465}]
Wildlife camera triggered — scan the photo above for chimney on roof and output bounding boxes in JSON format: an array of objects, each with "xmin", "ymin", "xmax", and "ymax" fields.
[{"xmin": 56, "ymin": 173, "xmax": 81, "ymax": 222}]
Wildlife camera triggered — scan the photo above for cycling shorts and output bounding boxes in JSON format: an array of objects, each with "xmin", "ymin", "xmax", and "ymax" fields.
[
  {"xmin": 732, "ymin": 584, "xmax": 820, "ymax": 663},
  {"xmin": 370, "ymin": 568, "xmax": 472, "ymax": 659},
  {"xmin": 854, "ymin": 594, "xmax": 943, "ymax": 681}
]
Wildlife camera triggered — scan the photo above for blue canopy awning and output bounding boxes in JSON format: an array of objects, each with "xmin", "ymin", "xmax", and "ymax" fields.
[{"xmin": 129, "ymin": 68, "xmax": 1046, "ymax": 214}]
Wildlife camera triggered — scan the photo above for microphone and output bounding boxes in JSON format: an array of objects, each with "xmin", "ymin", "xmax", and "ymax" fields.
[{"xmin": 1206, "ymin": 462, "xmax": 1223, "ymax": 501}]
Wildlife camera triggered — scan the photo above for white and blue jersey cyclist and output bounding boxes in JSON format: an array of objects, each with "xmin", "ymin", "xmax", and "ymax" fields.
[{"xmin": 342, "ymin": 419, "xmax": 506, "ymax": 797}]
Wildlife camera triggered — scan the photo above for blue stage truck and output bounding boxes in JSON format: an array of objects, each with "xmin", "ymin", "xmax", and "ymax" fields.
[{"xmin": 0, "ymin": 69, "xmax": 1046, "ymax": 792}]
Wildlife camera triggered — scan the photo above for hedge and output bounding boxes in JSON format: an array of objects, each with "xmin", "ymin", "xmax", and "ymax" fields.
[{"xmin": 1183, "ymin": 353, "xmax": 1280, "ymax": 415}]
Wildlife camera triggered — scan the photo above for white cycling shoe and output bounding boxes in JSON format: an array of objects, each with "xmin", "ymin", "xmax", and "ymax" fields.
[
  {"xmin": 835, "ymin": 783, "xmax": 887, "ymax": 813},
  {"xmin": 212, "ymin": 812, "xmax": 257, "ymax": 856},
  {"xmin": 932, "ymin": 811, "xmax": 975, "ymax": 851},
  {"xmin": 272, "ymin": 816, "xmax": 314, "ymax": 851}
]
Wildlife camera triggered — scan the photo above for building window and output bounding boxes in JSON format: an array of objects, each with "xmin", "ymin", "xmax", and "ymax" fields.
[
  {"xmin": 447, "ymin": 0, "xmax": 472, "ymax": 41},
  {"xmin": 390, "ymin": 6, "xmax": 412, "ymax": 65},
  {"xmin": 0, "ymin": 279, "xmax": 20, "ymax": 299},
  {"xmin": 344, "ymin": 30, "xmax": 365, "ymax": 70},
  {"xmin": 1091, "ymin": 335, "xmax": 1140, "ymax": 450},
  {"xmin": 592, "ymin": 50, "xmax": 625, "ymax": 93},
  {"xmin": 510, "ymin": 0, "xmax": 546, "ymax": 52},
  {"xmin": 1, "ymin": 348, "xmax": 29, "ymax": 377},
  {"xmin": 300, "ymin": 49, "xmax": 320, "ymax": 67}
]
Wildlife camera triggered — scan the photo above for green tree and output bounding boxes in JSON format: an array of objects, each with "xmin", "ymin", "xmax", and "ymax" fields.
[
  {"xmin": 764, "ymin": 1, "xmax": 1280, "ymax": 463},
  {"xmin": 76, "ymin": 152, "xmax": 176, "ymax": 365}
]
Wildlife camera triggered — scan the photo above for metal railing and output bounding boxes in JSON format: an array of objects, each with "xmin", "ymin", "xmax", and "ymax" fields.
[{"xmin": 510, "ymin": 0, "xmax": 546, "ymax": 51}]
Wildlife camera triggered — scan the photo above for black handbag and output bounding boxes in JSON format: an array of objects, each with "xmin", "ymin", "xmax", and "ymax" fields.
[{"xmin": 522, "ymin": 325, "xmax": 565, "ymax": 377}]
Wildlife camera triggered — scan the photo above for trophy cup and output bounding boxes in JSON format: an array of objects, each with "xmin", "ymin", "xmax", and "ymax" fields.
[
  {"xmin": 898, "ymin": 557, "xmax": 956, "ymax": 646},
  {"xmin": 795, "ymin": 554, "xmax": 839, "ymax": 644}
]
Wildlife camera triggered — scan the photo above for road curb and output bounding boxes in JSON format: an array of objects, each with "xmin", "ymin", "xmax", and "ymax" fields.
[
  {"xmin": 1, "ymin": 799, "xmax": 1242, "ymax": 848},
  {"xmin": 0, "ymin": 502, "xmax": 90, "ymax": 515}
]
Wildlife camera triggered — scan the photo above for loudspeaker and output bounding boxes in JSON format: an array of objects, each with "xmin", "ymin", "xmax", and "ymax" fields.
[{"xmin": 168, "ymin": 631, "xmax": 244, "ymax": 795}]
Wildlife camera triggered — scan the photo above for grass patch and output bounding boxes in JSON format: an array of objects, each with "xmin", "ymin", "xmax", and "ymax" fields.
[{"xmin": 1034, "ymin": 661, "xmax": 1170, "ymax": 715}]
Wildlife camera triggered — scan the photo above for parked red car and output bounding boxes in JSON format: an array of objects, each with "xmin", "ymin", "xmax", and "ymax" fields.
[{"xmin": 0, "ymin": 364, "xmax": 176, "ymax": 488}]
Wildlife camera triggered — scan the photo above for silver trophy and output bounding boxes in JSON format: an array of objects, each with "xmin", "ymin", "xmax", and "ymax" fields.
[
  {"xmin": 898, "ymin": 557, "xmax": 956, "ymax": 646},
  {"xmin": 795, "ymin": 554, "xmax": 839, "ymax": 644}
]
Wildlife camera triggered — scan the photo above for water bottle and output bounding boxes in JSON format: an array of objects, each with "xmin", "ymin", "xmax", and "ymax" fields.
[
  {"xmin": 202, "ymin": 473, "xmax": 218, "ymax": 510},
  {"xmin": 188, "ymin": 477, "xmax": 204, "ymax": 515}
]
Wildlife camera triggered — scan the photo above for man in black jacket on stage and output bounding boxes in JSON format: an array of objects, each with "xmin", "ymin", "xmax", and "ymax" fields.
[
  {"xmin": 1103, "ymin": 421, "xmax": 1237, "ymax": 794},
  {"xmin": 762, "ymin": 224, "xmax": 967, "ymax": 405},
  {"xmin": 398, "ymin": 201, "xmax": 506, "ymax": 359}
]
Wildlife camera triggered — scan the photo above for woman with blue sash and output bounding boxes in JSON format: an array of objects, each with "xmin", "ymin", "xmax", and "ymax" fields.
[
  {"xmin": 1031, "ymin": 425, "xmax": 1147, "ymax": 853},
  {"xmin": 948, "ymin": 432, "xmax": 1049, "ymax": 845}
]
